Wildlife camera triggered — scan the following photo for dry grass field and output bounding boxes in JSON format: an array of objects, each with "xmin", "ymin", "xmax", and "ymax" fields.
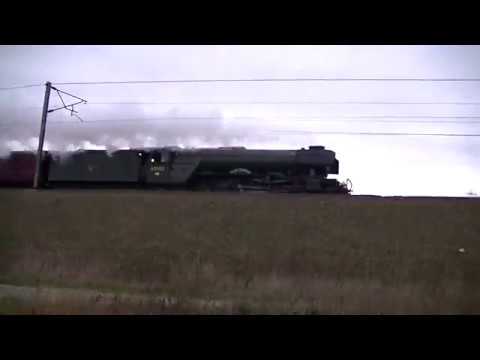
[{"xmin": 1, "ymin": 188, "xmax": 479, "ymax": 314}]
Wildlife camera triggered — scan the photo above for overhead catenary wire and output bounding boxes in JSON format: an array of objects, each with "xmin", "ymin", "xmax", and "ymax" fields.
[
  {"xmin": 12, "ymin": 100, "xmax": 480, "ymax": 110},
  {"xmin": 52, "ymin": 77, "xmax": 480, "ymax": 86},
  {"xmin": 4, "ymin": 81, "xmax": 480, "ymax": 137},
  {"xmin": 265, "ymin": 115, "xmax": 480, "ymax": 120},
  {"xmin": 5, "ymin": 115, "xmax": 480, "ymax": 125},
  {"xmin": 0, "ymin": 83, "xmax": 44, "ymax": 91},
  {"xmin": 270, "ymin": 130, "xmax": 480, "ymax": 137},
  {"xmin": 86, "ymin": 101, "xmax": 480, "ymax": 106},
  {"xmin": 1, "ymin": 119, "xmax": 479, "ymax": 137},
  {"xmin": 41, "ymin": 115, "xmax": 480, "ymax": 124}
]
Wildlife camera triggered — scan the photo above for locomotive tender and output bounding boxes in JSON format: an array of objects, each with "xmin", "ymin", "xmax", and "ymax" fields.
[{"xmin": 0, "ymin": 145, "xmax": 350, "ymax": 193}]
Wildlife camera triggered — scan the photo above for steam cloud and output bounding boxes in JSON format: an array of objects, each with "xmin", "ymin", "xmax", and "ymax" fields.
[{"xmin": 0, "ymin": 103, "xmax": 278, "ymax": 156}]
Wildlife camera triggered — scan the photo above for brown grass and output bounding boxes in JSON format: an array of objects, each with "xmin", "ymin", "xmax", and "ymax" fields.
[{"xmin": 1, "ymin": 189, "xmax": 480, "ymax": 314}]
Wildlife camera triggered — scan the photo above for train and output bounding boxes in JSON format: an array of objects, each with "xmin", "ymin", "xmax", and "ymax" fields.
[{"xmin": 0, "ymin": 145, "xmax": 351, "ymax": 193}]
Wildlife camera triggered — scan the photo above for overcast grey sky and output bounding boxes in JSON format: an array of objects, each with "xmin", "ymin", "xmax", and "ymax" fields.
[{"xmin": 1, "ymin": 45, "xmax": 479, "ymax": 196}]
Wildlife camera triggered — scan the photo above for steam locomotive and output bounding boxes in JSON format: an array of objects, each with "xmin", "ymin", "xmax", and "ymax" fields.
[{"xmin": 0, "ymin": 145, "xmax": 351, "ymax": 193}]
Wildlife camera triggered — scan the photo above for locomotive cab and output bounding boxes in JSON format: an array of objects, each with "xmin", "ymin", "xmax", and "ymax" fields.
[{"xmin": 148, "ymin": 149, "xmax": 172, "ymax": 175}]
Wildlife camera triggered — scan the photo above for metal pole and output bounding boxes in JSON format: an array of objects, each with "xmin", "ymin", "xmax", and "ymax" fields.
[{"xmin": 33, "ymin": 81, "xmax": 52, "ymax": 189}]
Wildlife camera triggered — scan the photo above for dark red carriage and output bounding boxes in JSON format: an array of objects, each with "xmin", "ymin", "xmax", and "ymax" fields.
[{"xmin": 0, "ymin": 151, "xmax": 36, "ymax": 186}]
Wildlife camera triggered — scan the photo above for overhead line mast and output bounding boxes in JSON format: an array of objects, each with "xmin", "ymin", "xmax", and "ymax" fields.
[{"xmin": 33, "ymin": 82, "xmax": 87, "ymax": 189}]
